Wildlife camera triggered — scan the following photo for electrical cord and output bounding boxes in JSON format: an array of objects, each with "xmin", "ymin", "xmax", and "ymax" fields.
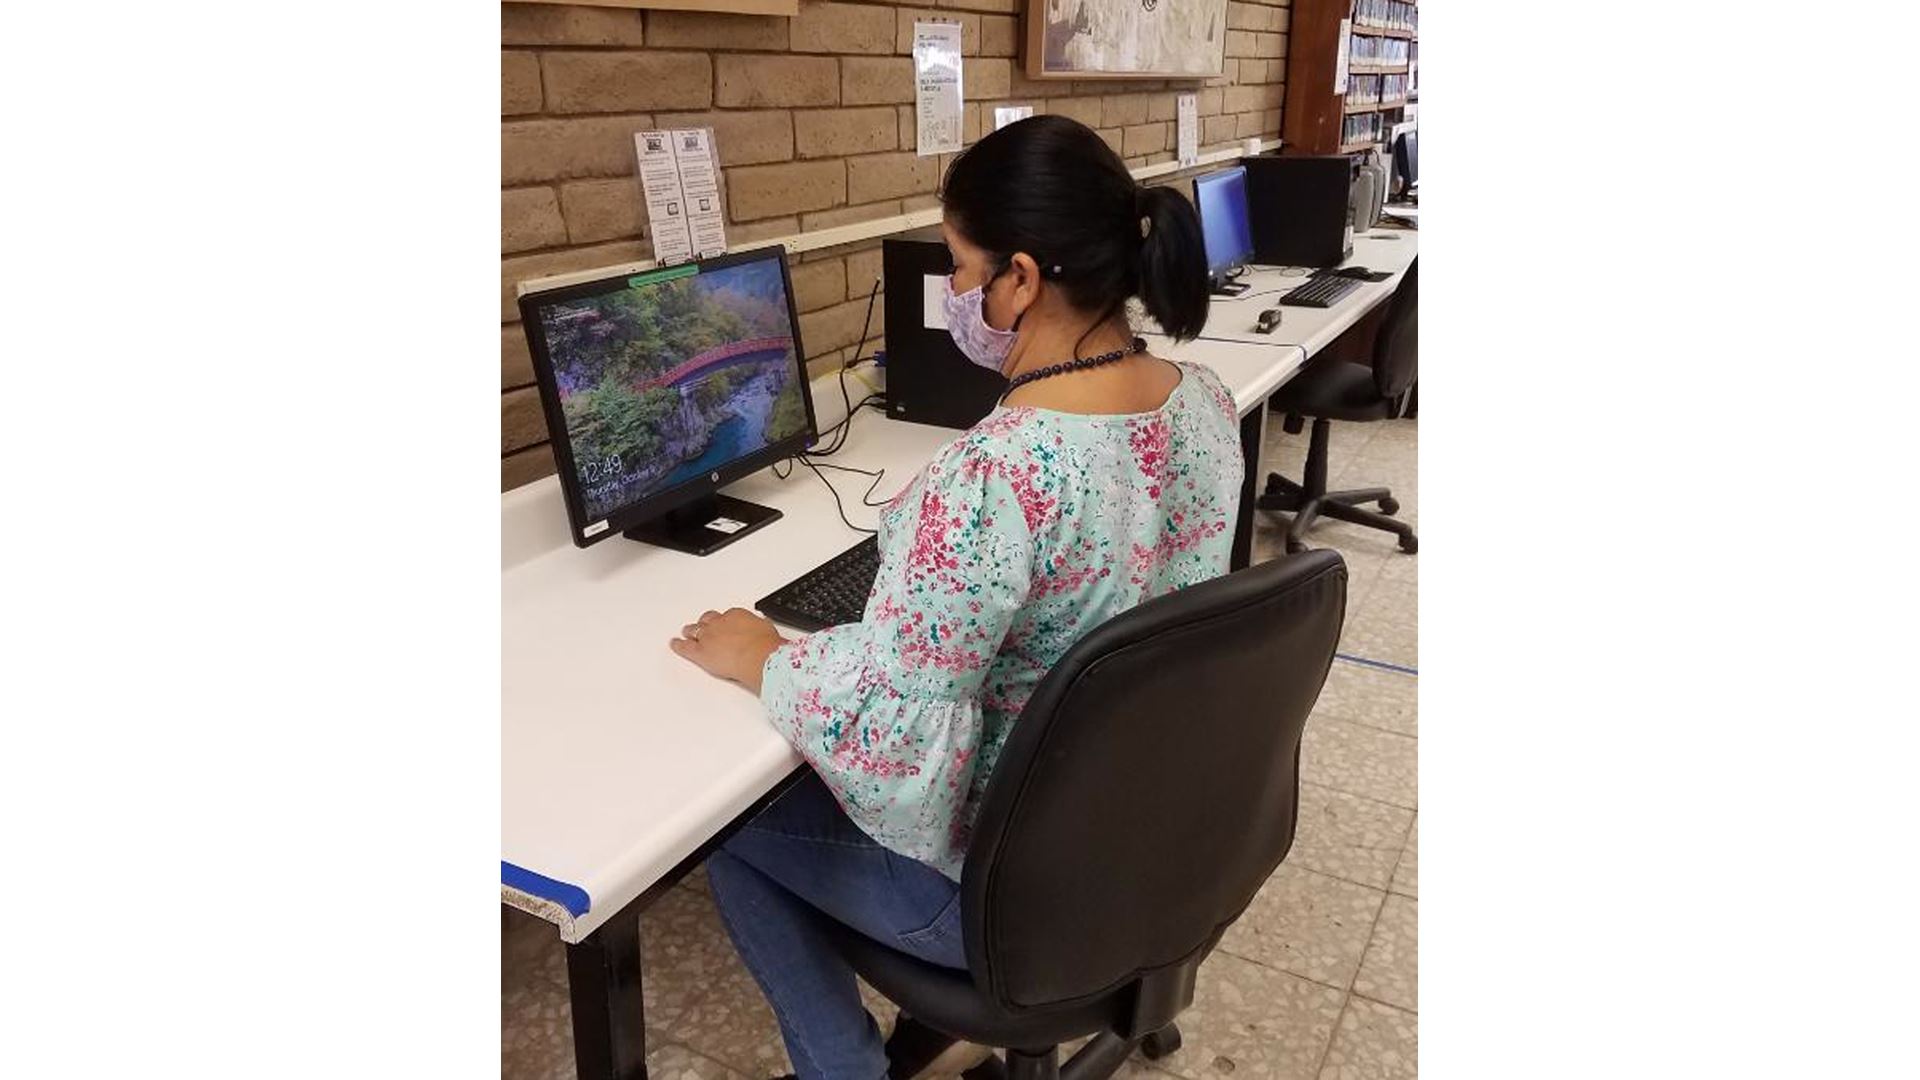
[
  {"xmin": 808, "ymin": 278, "xmax": 884, "ymax": 458},
  {"xmin": 797, "ymin": 457, "xmax": 887, "ymax": 534}
]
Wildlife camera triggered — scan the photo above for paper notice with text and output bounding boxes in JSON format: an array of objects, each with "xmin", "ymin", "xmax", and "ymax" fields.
[
  {"xmin": 1177, "ymin": 93, "xmax": 1198, "ymax": 166},
  {"xmin": 993, "ymin": 104, "xmax": 1034, "ymax": 131},
  {"xmin": 913, "ymin": 22, "xmax": 964, "ymax": 156},
  {"xmin": 1334, "ymin": 19, "xmax": 1353, "ymax": 94},
  {"xmin": 669, "ymin": 128, "xmax": 728, "ymax": 259},
  {"xmin": 634, "ymin": 131, "xmax": 693, "ymax": 266}
]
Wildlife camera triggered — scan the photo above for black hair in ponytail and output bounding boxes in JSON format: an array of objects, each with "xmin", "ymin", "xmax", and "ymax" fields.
[{"xmin": 939, "ymin": 114, "xmax": 1211, "ymax": 343}]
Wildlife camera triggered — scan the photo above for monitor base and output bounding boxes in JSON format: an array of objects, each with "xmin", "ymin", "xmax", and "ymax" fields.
[
  {"xmin": 1210, "ymin": 280, "xmax": 1251, "ymax": 297},
  {"xmin": 624, "ymin": 494, "xmax": 782, "ymax": 556}
]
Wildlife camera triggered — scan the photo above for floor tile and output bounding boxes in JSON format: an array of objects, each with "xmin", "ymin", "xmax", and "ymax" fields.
[
  {"xmin": 502, "ymin": 948, "xmax": 575, "ymax": 1080},
  {"xmin": 1351, "ymin": 896, "xmax": 1416, "ymax": 1012},
  {"xmin": 1217, "ymin": 863, "xmax": 1387, "ymax": 989},
  {"xmin": 503, "ymin": 906, "xmax": 568, "ymax": 988},
  {"xmin": 645, "ymin": 1041, "xmax": 756, "ymax": 1079},
  {"xmin": 1336, "ymin": 601, "xmax": 1416, "ymax": 669},
  {"xmin": 1314, "ymin": 661, "xmax": 1417, "ymax": 737},
  {"xmin": 1314, "ymin": 998, "xmax": 1417, "ymax": 1080},
  {"xmin": 1140, "ymin": 950, "xmax": 1346, "ymax": 1080},
  {"xmin": 1389, "ymin": 818, "xmax": 1416, "ymax": 899},
  {"xmin": 1288, "ymin": 782, "xmax": 1415, "ymax": 890},
  {"xmin": 640, "ymin": 886, "xmax": 743, "ymax": 1037},
  {"xmin": 1301, "ymin": 716, "xmax": 1417, "ymax": 810},
  {"xmin": 666, "ymin": 964, "xmax": 795, "ymax": 1079}
]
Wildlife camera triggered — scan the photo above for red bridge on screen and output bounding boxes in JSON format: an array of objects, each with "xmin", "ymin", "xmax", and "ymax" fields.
[{"xmin": 637, "ymin": 336, "xmax": 794, "ymax": 391}]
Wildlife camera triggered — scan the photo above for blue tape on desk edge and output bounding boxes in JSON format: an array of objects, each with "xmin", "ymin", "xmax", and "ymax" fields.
[{"xmin": 501, "ymin": 861, "xmax": 591, "ymax": 917}]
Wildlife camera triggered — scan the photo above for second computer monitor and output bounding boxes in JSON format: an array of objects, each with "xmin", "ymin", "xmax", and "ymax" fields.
[{"xmin": 1194, "ymin": 166, "xmax": 1256, "ymax": 279}]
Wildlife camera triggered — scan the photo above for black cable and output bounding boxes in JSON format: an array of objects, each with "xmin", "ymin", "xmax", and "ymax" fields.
[
  {"xmin": 798, "ymin": 456, "xmax": 878, "ymax": 534},
  {"xmin": 805, "ymin": 460, "xmax": 890, "ymax": 507},
  {"xmin": 809, "ymin": 278, "xmax": 884, "ymax": 458}
]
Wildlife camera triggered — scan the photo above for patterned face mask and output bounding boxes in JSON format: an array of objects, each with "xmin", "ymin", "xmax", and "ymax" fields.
[{"xmin": 943, "ymin": 268, "xmax": 1021, "ymax": 375}]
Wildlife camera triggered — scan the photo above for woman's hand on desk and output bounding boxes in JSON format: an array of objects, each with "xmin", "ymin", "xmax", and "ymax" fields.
[{"xmin": 669, "ymin": 608, "xmax": 786, "ymax": 696}]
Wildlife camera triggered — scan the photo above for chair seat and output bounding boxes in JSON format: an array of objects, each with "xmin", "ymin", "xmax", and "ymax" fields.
[
  {"xmin": 1272, "ymin": 359, "xmax": 1396, "ymax": 422},
  {"xmin": 826, "ymin": 921, "xmax": 1124, "ymax": 1050}
]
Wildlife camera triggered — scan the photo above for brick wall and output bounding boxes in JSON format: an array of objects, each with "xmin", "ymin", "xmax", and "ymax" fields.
[{"xmin": 501, "ymin": 0, "xmax": 1291, "ymax": 490}]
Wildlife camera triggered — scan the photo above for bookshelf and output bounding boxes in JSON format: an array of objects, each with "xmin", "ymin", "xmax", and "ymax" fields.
[{"xmin": 1281, "ymin": 0, "xmax": 1418, "ymax": 157}]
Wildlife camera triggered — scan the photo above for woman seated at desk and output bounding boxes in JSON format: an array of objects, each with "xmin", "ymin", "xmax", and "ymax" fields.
[{"xmin": 669, "ymin": 115, "xmax": 1244, "ymax": 1080}]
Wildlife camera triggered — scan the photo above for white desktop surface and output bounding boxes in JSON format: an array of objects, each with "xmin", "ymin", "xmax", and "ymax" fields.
[
  {"xmin": 503, "ymin": 226, "xmax": 1414, "ymax": 942},
  {"xmin": 1194, "ymin": 230, "xmax": 1418, "ymax": 350}
]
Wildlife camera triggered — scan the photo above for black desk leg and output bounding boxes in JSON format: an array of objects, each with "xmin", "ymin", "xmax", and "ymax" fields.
[
  {"xmin": 566, "ymin": 914, "xmax": 648, "ymax": 1080},
  {"xmin": 1231, "ymin": 405, "xmax": 1267, "ymax": 571}
]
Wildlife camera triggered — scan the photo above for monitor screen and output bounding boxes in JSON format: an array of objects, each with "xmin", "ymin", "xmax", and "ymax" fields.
[
  {"xmin": 523, "ymin": 250, "xmax": 813, "ymax": 534},
  {"xmin": 1194, "ymin": 167, "xmax": 1255, "ymax": 276}
]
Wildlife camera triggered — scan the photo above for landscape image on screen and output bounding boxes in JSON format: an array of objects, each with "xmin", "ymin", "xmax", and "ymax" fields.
[{"xmin": 539, "ymin": 258, "xmax": 808, "ymax": 523}]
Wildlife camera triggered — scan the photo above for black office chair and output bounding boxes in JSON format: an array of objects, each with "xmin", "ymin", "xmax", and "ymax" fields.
[
  {"xmin": 1258, "ymin": 259, "xmax": 1418, "ymax": 555},
  {"xmin": 824, "ymin": 551, "xmax": 1350, "ymax": 1080}
]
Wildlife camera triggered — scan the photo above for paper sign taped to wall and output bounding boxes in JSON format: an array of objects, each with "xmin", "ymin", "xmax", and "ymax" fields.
[
  {"xmin": 1334, "ymin": 19, "xmax": 1353, "ymax": 94},
  {"xmin": 669, "ymin": 128, "xmax": 728, "ymax": 259},
  {"xmin": 913, "ymin": 22, "xmax": 964, "ymax": 156},
  {"xmin": 634, "ymin": 131, "xmax": 693, "ymax": 266},
  {"xmin": 993, "ymin": 105, "xmax": 1034, "ymax": 131},
  {"xmin": 1177, "ymin": 93, "xmax": 1198, "ymax": 166}
]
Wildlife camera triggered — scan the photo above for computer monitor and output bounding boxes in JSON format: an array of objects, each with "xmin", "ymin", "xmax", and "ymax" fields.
[
  {"xmin": 518, "ymin": 246, "xmax": 818, "ymax": 554},
  {"xmin": 1193, "ymin": 166, "xmax": 1256, "ymax": 296},
  {"xmin": 1392, "ymin": 128, "xmax": 1418, "ymax": 196}
]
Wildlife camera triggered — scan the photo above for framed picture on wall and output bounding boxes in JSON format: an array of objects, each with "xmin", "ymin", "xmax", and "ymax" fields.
[{"xmin": 1025, "ymin": 0, "xmax": 1231, "ymax": 80}]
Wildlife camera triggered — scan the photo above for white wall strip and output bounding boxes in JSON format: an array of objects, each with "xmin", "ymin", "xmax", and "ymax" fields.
[{"xmin": 516, "ymin": 138, "xmax": 1284, "ymax": 298}]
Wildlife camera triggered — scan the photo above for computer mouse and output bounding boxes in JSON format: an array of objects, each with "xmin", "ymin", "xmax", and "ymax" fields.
[
  {"xmin": 1255, "ymin": 308, "xmax": 1282, "ymax": 334},
  {"xmin": 1335, "ymin": 266, "xmax": 1374, "ymax": 280}
]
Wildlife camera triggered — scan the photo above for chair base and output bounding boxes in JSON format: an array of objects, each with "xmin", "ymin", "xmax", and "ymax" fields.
[
  {"xmin": 884, "ymin": 1018, "xmax": 1182, "ymax": 1080},
  {"xmin": 1257, "ymin": 417, "xmax": 1416, "ymax": 555}
]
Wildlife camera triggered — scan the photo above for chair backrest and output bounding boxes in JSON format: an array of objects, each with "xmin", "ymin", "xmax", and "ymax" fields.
[
  {"xmin": 960, "ymin": 551, "xmax": 1348, "ymax": 1019},
  {"xmin": 1372, "ymin": 258, "xmax": 1418, "ymax": 401}
]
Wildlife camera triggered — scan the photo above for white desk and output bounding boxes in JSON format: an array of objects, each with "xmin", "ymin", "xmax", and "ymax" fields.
[{"xmin": 503, "ymin": 224, "xmax": 1413, "ymax": 1080}]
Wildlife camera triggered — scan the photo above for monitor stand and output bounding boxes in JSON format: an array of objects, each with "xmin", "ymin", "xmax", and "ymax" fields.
[
  {"xmin": 624, "ymin": 493, "xmax": 782, "ymax": 556},
  {"xmin": 1210, "ymin": 280, "xmax": 1251, "ymax": 297}
]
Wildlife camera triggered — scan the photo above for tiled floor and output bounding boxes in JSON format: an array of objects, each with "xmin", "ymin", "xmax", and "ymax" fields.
[{"xmin": 503, "ymin": 415, "xmax": 1419, "ymax": 1080}]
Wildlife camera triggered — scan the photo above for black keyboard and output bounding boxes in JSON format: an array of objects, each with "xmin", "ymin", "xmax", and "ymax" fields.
[
  {"xmin": 756, "ymin": 536, "xmax": 882, "ymax": 631},
  {"xmin": 1277, "ymin": 271, "xmax": 1362, "ymax": 308}
]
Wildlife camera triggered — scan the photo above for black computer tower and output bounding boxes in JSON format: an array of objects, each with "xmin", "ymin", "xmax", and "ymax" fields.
[
  {"xmin": 1243, "ymin": 154, "xmax": 1354, "ymax": 268},
  {"xmin": 881, "ymin": 228, "xmax": 1004, "ymax": 430}
]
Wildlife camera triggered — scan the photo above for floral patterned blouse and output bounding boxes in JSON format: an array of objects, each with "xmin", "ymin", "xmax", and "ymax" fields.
[{"xmin": 759, "ymin": 361, "xmax": 1245, "ymax": 879}]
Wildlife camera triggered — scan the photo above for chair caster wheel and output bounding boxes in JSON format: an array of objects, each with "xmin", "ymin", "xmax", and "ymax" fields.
[
  {"xmin": 1399, "ymin": 534, "xmax": 1418, "ymax": 554},
  {"xmin": 1378, "ymin": 497, "xmax": 1400, "ymax": 516},
  {"xmin": 1141, "ymin": 1025, "xmax": 1183, "ymax": 1060}
]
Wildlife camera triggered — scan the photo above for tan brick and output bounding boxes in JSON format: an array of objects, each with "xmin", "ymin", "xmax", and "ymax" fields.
[
  {"xmin": 1197, "ymin": 86, "xmax": 1224, "ymax": 116},
  {"xmin": 503, "ymin": 324, "xmax": 535, "ymax": 389},
  {"xmin": 842, "ymin": 57, "xmax": 915, "ymax": 105},
  {"xmin": 846, "ymin": 150, "xmax": 939, "ymax": 203},
  {"xmin": 543, "ymin": 52, "xmax": 711, "ymax": 114},
  {"xmin": 801, "ymin": 199, "xmax": 901, "ymax": 232},
  {"xmin": 1260, "ymin": 106, "xmax": 1282, "ymax": 132},
  {"xmin": 557, "ymin": 178, "xmax": 644, "ymax": 244},
  {"xmin": 1148, "ymin": 93, "xmax": 1178, "ymax": 122},
  {"xmin": 936, "ymin": 0, "xmax": 1015, "ymax": 13},
  {"xmin": 1123, "ymin": 121, "xmax": 1168, "ymax": 158},
  {"xmin": 502, "ymin": 116, "xmax": 649, "ymax": 185},
  {"xmin": 502, "ymin": 386, "xmax": 551, "ymax": 453},
  {"xmin": 791, "ymin": 1, "xmax": 894, "ymax": 54},
  {"xmin": 794, "ymin": 107, "xmax": 897, "ymax": 159},
  {"xmin": 897, "ymin": 105, "xmax": 916, "ymax": 150},
  {"xmin": 731, "ymin": 216, "xmax": 799, "ymax": 246},
  {"xmin": 501, "ymin": 240, "xmax": 647, "ymax": 321},
  {"xmin": 1227, "ymin": 2, "xmax": 1263, "ymax": 31},
  {"xmin": 502, "ymin": 4, "xmax": 644, "ymax": 46},
  {"xmin": 979, "ymin": 14, "xmax": 1017, "ymax": 57},
  {"xmin": 1224, "ymin": 83, "xmax": 1283, "ymax": 115},
  {"xmin": 1254, "ymin": 32, "xmax": 1286, "ymax": 58},
  {"xmin": 1272, "ymin": 8, "xmax": 1291, "ymax": 33},
  {"xmin": 716, "ymin": 54, "xmax": 838, "ymax": 108},
  {"xmin": 903, "ymin": 192, "xmax": 941, "ymax": 213},
  {"xmin": 728, "ymin": 159, "xmax": 845, "ymax": 221},
  {"xmin": 1235, "ymin": 110, "xmax": 1266, "ymax": 139},
  {"xmin": 895, "ymin": 10, "xmax": 979, "ymax": 55},
  {"xmin": 1225, "ymin": 30, "xmax": 1259, "ymax": 58},
  {"xmin": 645, "ymin": 10, "xmax": 788, "ymax": 50},
  {"xmin": 963, "ymin": 101, "xmax": 981, "ymax": 143},
  {"xmin": 503, "ymin": 187, "xmax": 568, "ymax": 253},
  {"xmin": 654, "ymin": 110, "xmax": 793, "ymax": 166},
  {"xmin": 1044, "ymin": 96, "xmax": 1102, "ymax": 128},
  {"xmin": 1101, "ymin": 94, "xmax": 1149, "ymax": 128},
  {"xmin": 1202, "ymin": 114, "xmax": 1238, "ymax": 145},
  {"xmin": 502, "ymin": 442, "xmax": 557, "ymax": 492},
  {"xmin": 845, "ymin": 245, "xmax": 884, "ymax": 299},
  {"xmin": 1095, "ymin": 127, "xmax": 1124, "ymax": 158},
  {"xmin": 800, "ymin": 297, "xmax": 885, "ymax": 358},
  {"xmin": 789, "ymin": 258, "xmax": 847, "ymax": 313},
  {"xmin": 503, "ymin": 52, "xmax": 542, "ymax": 116},
  {"xmin": 963, "ymin": 58, "xmax": 1011, "ymax": 101}
]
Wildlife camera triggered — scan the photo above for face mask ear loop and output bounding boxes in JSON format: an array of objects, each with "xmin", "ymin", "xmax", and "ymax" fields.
[{"xmin": 986, "ymin": 259, "xmax": 1031, "ymax": 334}]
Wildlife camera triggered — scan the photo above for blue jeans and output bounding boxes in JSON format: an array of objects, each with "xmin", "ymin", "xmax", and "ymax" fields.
[{"xmin": 706, "ymin": 771, "xmax": 967, "ymax": 1080}]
